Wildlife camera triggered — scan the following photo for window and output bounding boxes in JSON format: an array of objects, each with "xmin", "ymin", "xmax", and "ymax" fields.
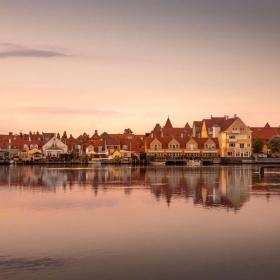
[
  {"xmin": 154, "ymin": 144, "xmax": 161, "ymax": 150},
  {"xmin": 240, "ymin": 143, "xmax": 245, "ymax": 148},
  {"xmin": 228, "ymin": 152, "xmax": 233, "ymax": 156},
  {"xmin": 169, "ymin": 143, "xmax": 179, "ymax": 149},
  {"xmin": 229, "ymin": 135, "xmax": 235, "ymax": 139},
  {"xmin": 229, "ymin": 143, "xmax": 235, "ymax": 147}
]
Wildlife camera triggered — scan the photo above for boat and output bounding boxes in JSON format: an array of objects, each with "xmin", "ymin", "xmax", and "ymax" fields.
[
  {"xmin": 187, "ymin": 159, "xmax": 201, "ymax": 167},
  {"xmin": 150, "ymin": 161, "xmax": 166, "ymax": 166}
]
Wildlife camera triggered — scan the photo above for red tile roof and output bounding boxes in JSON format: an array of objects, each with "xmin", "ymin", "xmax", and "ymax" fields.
[{"xmin": 251, "ymin": 124, "xmax": 280, "ymax": 142}]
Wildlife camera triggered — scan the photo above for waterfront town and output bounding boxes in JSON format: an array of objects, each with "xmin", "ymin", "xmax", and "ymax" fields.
[{"xmin": 0, "ymin": 114, "xmax": 279, "ymax": 165}]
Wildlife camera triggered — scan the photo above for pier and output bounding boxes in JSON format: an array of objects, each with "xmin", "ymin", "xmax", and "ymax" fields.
[{"xmin": 259, "ymin": 165, "xmax": 280, "ymax": 177}]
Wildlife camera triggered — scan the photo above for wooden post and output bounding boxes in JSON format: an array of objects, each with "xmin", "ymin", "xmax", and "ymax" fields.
[{"xmin": 260, "ymin": 167, "xmax": 264, "ymax": 177}]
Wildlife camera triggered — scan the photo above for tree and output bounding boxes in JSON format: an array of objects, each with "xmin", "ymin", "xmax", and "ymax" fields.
[
  {"xmin": 82, "ymin": 132, "xmax": 90, "ymax": 140},
  {"xmin": 252, "ymin": 138, "xmax": 264, "ymax": 154},
  {"xmin": 61, "ymin": 131, "xmax": 68, "ymax": 140},
  {"xmin": 124, "ymin": 128, "xmax": 133, "ymax": 134},
  {"xmin": 268, "ymin": 136, "xmax": 280, "ymax": 154}
]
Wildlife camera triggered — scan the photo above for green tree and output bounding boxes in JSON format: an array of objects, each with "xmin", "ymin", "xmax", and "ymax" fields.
[
  {"xmin": 268, "ymin": 136, "xmax": 280, "ymax": 154},
  {"xmin": 124, "ymin": 128, "xmax": 133, "ymax": 134},
  {"xmin": 61, "ymin": 131, "xmax": 68, "ymax": 140},
  {"xmin": 252, "ymin": 138, "xmax": 264, "ymax": 153}
]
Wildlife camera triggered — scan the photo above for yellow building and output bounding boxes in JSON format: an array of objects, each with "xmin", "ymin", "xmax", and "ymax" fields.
[
  {"xmin": 219, "ymin": 118, "xmax": 252, "ymax": 157},
  {"xmin": 198, "ymin": 115, "xmax": 252, "ymax": 158}
]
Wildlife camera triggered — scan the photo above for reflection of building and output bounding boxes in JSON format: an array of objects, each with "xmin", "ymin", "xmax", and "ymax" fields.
[
  {"xmin": 0, "ymin": 165, "xmax": 255, "ymax": 210},
  {"xmin": 194, "ymin": 167, "xmax": 252, "ymax": 209}
]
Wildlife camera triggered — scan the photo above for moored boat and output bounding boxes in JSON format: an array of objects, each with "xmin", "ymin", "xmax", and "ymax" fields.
[{"xmin": 150, "ymin": 161, "xmax": 166, "ymax": 166}]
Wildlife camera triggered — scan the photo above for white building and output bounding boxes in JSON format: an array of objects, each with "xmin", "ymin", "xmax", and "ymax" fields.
[{"xmin": 42, "ymin": 136, "xmax": 68, "ymax": 158}]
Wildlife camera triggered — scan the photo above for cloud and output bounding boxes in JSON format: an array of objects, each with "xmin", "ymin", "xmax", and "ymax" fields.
[
  {"xmin": 16, "ymin": 106, "xmax": 117, "ymax": 116},
  {"xmin": 0, "ymin": 42, "xmax": 71, "ymax": 58}
]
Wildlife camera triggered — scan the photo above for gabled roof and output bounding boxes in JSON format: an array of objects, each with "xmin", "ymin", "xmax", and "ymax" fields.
[
  {"xmin": 185, "ymin": 122, "xmax": 191, "ymax": 129},
  {"xmin": 264, "ymin": 123, "xmax": 271, "ymax": 128},
  {"xmin": 220, "ymin": 118, "xmax": 238, "ymax": 131},
  {"xmin": 203, "ymin": 116, "xmax": 227, "ymax": 130}
]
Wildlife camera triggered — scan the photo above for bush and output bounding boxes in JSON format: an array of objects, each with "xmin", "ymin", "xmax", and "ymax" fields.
[{"xmin": 252, "ymin": 138, "xmax": 264, "ymax": 154}]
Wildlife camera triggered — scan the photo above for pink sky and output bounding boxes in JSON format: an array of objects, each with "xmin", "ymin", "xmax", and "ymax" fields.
[{"xmin": 0, "ymin": 1, "xmax": 279, "ymax": 136}]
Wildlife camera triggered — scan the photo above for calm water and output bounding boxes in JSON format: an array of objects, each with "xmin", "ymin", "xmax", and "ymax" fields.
[{"xmin": 0, "ymin": 165, "xmax": 280, "ymax": 280}]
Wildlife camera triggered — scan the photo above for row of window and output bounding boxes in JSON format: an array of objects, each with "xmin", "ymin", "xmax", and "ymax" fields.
[
  {"xmin": 228, "ymin": 135, "xmax": 251, "ymax": 139},
  {"xmin": 151, "ymin": 153, "xmax": 218, "ymax": 158},
  {"xmin": 153, "ymin": 144, "xmax": 216, "ymax": 150},
  {"xmin": 23, "ymin": 144, "xmax": 39, "ymax": 149},
  {"xmin": 229, "ymin": 143, "xmax": 250, "ymax": 148},
  {"xmin": 227, "ymin": 151, "xmax": 250, "ymax": 157}
]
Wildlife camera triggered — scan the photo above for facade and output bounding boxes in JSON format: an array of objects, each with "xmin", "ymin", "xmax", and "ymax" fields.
[
  {"xmin": 146, "ymin": 135, "xmax": 219, "ymax": 159},
  {"xmin": 145, "ymin": 118, "xmax": 219, "ymax": 159},
  {"xmin": 193, "ymin": 115, "xmax": 252, "ymax": 158},
  {"xmin": 219, "ymin": 117, "xmax": 252, "ymax": 158},
  {"xmin": 42, "ymin": 136, "xmax": 68, "ymax": 158}
]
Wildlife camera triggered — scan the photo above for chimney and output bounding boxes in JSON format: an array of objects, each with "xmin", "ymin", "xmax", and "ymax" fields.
[
  {"xmin": 234, "ymin": 114, "xmax": 237, "ymax": 118},
  {"xmin": 9, "ymin": 132, "xmax": 13, "ymax": 136}
]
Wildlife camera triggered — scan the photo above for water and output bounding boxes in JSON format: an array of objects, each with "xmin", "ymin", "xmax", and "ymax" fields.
[{"xmin": 0, "ymin": 165, "xmax": 280, "ymax": 280}]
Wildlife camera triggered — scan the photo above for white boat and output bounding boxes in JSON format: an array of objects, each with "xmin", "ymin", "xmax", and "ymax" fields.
[{"xmin": 187, "ymin": 159, "xmax": 201, "ymax": 167}]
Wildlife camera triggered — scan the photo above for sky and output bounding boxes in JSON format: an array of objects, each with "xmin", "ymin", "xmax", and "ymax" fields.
[{"xmin": 0, "ymin": 0, "xmax": 279, "ymax": 136}]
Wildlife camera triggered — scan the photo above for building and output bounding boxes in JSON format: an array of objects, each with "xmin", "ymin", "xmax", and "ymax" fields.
[
  {"xmin": 192, "ymin": 121, "xmax": 203, "ymax": 137},
  {"xmin": 0, "ymin": 132, "xmax": 43, "ymax": 160},
  {"xmin": 145, "ymin": 118, "xmax": 219, "ymax": 160},
  {"xmin": 251, "ymin": 123, "xmax": 280, "ymax": 154},
  {"xmin": 42, "ymin": 135, "xmax": 68, "ymax": 158},
  {"xmin": 85, "ymin": 130, "xmax": 145, "ymax": 160},
  {"xmin": 193, "ymin": 115, "xmax": 252, "ymax": 158}
]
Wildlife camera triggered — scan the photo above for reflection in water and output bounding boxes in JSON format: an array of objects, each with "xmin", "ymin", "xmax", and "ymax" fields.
[
  {"xmin": 1, "ymin": 165, "xmax": 280, "ymax": 280},
  {"xmin": 0, "ymin": 256, "xmax": 63, "ymax": 271},
  {"xmin": 0, "ymin": 165, "xmax": 278, "ymax": 210}
]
